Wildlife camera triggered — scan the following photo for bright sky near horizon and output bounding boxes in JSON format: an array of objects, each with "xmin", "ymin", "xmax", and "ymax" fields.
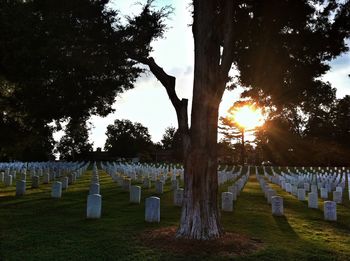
[{"xmin": 62, "ymin": 0, "xmax": 350, "ymax": 151}]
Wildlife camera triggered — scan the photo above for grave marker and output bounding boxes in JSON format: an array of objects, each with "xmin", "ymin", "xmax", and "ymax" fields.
[
  {"xmin": 324, "ymin": 201, "xmax": 337, "ymax": 221},
  {"xmin": 51, "ymin": 181, "xmax": 62, "ymax": 198},
  {"xmin": 145, "ymin": 197, "xmax": 160, "ymax": 223},
  {"xmin": 87, "ymin": 194, "xmax": 102, "ymax": 219},
  {"xmin": 271, "ymin": 196, "xmax": 284, "ymax": 216},
  {"xmin": 130, "ymin": 185, "xmax": 141, "ymax": 204}
]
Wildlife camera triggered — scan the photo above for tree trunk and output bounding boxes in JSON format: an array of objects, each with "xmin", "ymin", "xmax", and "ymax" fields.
[
  {"xmin": 241, "ymin": 129, "xmax": 245, "ymax": 166},
  {"xmin": 176, "ymin": 98, "xmax": 224, "ymax": 239},
  {"xmin": 135, "ymin": 0, "xmax": 235, "ymax": 240},
  {"xmin": 176, "ymin": 0, "xmax": 228, "ymax": 239}
]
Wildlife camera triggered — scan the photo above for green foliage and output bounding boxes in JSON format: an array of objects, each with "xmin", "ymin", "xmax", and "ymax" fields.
[
  {"xmin": 160, "ymin": 126, "xmax": 176, "ymax": 149},
  {"xmin": 159, "ymin": 126, "xmax": 183, "ymax": 162},
  {"xmin": 104, "ymin": 119, "xmax": 152, "ymax": 158},
  {"xmin": 0, "ymin": 0, "xmax": 169, "ymax": 160},
  {"xmin": 228, "ymin": 1, "xmax": 350, "ymax": 166},
  {"xmin": 56, "ymin": 117, "xmax": 93, "ymax": 161},
  {"xmin": 333, "ymin": 95, "xmax": 350, "ymax": 148},
  {"xmin": 255, "ymin": 95, "xmax": 350, "ymax": 166},
  {"xmin": 0, "ymin": 0, "xmax": 134, "ymax": 120},
  {"xmin": 232, "ymin": 0, "xmax": 350, "ymax": 110}
]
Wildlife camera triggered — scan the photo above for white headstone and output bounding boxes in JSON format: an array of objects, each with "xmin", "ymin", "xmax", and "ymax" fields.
[
  {"xmin": 174, "ymin": 188, "xmax": 184, "ymax": 207},
  {"xmin": 62, "ymin": 177, "xmax": 69, "ymax": 190},
  {"xmin": 122, "ymin": 178, "xmax": 131, "ymax": 191},
  {"xmin": 333, "ymin": 191, "xmax": 342, "ymax": 204},
  {"xmin": 285, "ymin": 183, "xmax": 292, "ymax": 193},
  {"xmin": 145, "ymin": 196, "xmax": 160, "ymax": 223},
  {"xmin": 267, "ymin": 189, "xmax": 277, "ymax": 204},
  {"xmin": 271, "ymin": 196, "xmax": 284, "ymax": 216},
  {"xmin": 320, "ymin": 188, "xmax": 328, "ymax": 199},
  {"xmin": 87, "ymin": 194, "xmax": 102, "ymax": 219},
  {"xmin": 91, "ymin": 175, "xmax": 99, "ymax": 184},
  {"xmin": 89, "ymin": 183, "xmax": 100, "ymax": 195},
  {"xmin": 4, "ymin": 175, "xmax": 13, "ymax": 186},
  {"xmin": 221, "ymin": 192, "xmax": 233, "ymax": 212},
  {"xmin": 130, "ymin": 185, "xmax": 141, "ymax": 204},
  {"xmin": 297, "ymin": 188, "xmax": 306, "ymax": 201},
  {"xmin": 20, "ymin": 173, "xmax": 26, "ymax": 181},
  {"xmin": 155, "ymin": 180, "xmax": 164, "ymax": 194},
  {"xmin": 31, "ymin": 176, "xmax": 40, "ymax": 188},
  {"xmin": 171, "ymin": 179, "xmax": 179, "ymax": 190},
  {"xmin": 324, "ymin": 201, "xmax": 337, "ymax": 221},
  {"xmin": 308, "ymin": 192, "xmax": 318, "ymax": 209},
  {"xmin": 281, "ymin": 180, "xmax": 286, "ymax": 190},
  {"xmin": 16, "ymin": 180, "xmax": 26, "ymax": 196},
  {"xmin": 51, "ymin": 181, "xmax": 62, "ymax": 198},
  {"xmin": 228, "ymin": 185, "xmax": 237, "ymax": 201},
  {"xmin": 143, "ymin": 177, "xmax": 151, "ymax": 189},
  {"xmin": 291, "ymin": 186, "xmax": 298, "ymax": 196},
  {"xmin": 68, "ymin": 174, "xmax": 73, "ymax": 185},
  {"xmin": 43, "ymin": 173, "xmax": 50, "ymax": 184}
]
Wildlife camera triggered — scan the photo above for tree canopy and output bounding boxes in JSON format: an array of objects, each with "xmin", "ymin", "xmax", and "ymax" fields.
[
  {"xmin": 56, "ymin": 117, "xmax": 93, "ymax": 161},
  {"xmin": 0, "ymin": 0, "xmax": 168, "ymax": 160},
  {"xmin": 104, "ymin": 119, "xmax": 153, "ymax": 158}
]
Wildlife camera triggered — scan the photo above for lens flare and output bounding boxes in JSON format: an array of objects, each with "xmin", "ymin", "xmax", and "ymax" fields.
[{"xmin": 231, "ymin": 105, "xmax": 264, "ymax": 130}]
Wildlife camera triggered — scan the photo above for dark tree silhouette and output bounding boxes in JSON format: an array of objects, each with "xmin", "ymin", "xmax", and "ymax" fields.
[
  {"xmin": 56, "ymin": 118, "xmax": 93, "ymax": 161},
  {"xmin": 0, "ymin": 0, "xmax": 167, "ymax": 160},
  {"xmin": 104, "ymin": 119, "xmax": 152, "ymax": 159},
  {"xmin": 161, "ymin": 126, "xmax": 177, "ymax": 149}
]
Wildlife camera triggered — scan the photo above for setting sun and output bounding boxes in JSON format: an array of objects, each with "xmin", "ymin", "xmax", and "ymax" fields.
[{"xmin": 230, "ymin": 105, "xmax": 264, "ymax": 130}]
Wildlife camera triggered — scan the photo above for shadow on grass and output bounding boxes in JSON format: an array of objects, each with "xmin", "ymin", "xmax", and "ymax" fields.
[{"xmin": 273, "ymin": 215, "xmax": 299, "ymax": 239}]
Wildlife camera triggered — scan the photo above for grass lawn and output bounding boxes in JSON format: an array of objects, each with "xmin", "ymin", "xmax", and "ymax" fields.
[{"xmin": 0, "ymin": 166, "xmax": 349, "ymax": 260}]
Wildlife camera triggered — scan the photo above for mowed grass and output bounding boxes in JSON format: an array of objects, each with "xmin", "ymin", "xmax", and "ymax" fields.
[{"xmin": 0, "ymin": 166, "xmax": 349, "ymax": 260}]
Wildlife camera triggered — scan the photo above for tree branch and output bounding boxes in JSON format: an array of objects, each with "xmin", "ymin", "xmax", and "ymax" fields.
[
  {"xmin": 132, "ymin": 55, "xmax": 190, "ymax": 155},
  {"xmin": 135, "ymin": 56, "xmax": 182, "ymax": 108}
]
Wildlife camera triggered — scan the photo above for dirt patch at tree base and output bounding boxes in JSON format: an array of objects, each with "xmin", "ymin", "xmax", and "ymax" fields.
[{"xmin": 138, "ymin": 226, "xmax": 264, "ymax": 258}]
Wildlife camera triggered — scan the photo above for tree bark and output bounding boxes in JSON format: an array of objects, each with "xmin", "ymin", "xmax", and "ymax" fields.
[
  {"xmin": 241, "ymin": 129, "xmax": 245, "ymax": 166},
  {"xmin": 176, "ymin": 95, "xmax": 224, "ymax": 239},
  {"xmin": 133, "ymin": 0, "xmax": 235, "ymax": 240},
  {"xmin": 175, "ymin": 0, "xmax": 232, "ymax": 239}
]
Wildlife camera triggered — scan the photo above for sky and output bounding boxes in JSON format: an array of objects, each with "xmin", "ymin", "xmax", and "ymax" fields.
[{"xmin": 57, "ymin": 0, "xmax": 350, "ymax": 150}]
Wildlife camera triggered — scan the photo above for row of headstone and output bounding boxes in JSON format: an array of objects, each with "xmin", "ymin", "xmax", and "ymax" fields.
[
  {"xmin": 256, "ymin": 172, "xmax": 284, "ymax": 216},
  {"xmin": 10, "ymin": 162, "xmax": 88, "ymax": 197},
  {"xmin": 102, "ymin": 162, "xmax": 241, "ymax": 190},
  {"xmin": 221, "ymin": 169, "xmax": 250, "ymax": 212},
  {"xmin": 261, "ymin": 167, "xmax": 338, "ymax": 221},
  {"xmin": 87, "ymin": 163, "xmax": 102, "ymax": 219},
  {"xmin": 276, "ymin": 166, "xmax": 347, "ymax": 192},
  {"xmin": 1, "ymin": 162, "xmax": 88, "ymax": 192},
  {"xmin": 1, "ymin": 161, "xmax": 88, "ymax": 181},
  {"xmin": 103, "ymin": 161, "xmax": 186, "ymax": 209},
  {"xmin": 102, "ymin": 161, "xmax": 188, "ymax": 205},
  {"xmin": 51, "ymin": 163, "xmax": 89, "ymax": 199},
  {"xmin": 268, "ymin": 167, "xmax": 347, "ymax": 205},
  {"xmin": 102, "ymin": 162, "xmax": 184, "ymax": 183}
]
